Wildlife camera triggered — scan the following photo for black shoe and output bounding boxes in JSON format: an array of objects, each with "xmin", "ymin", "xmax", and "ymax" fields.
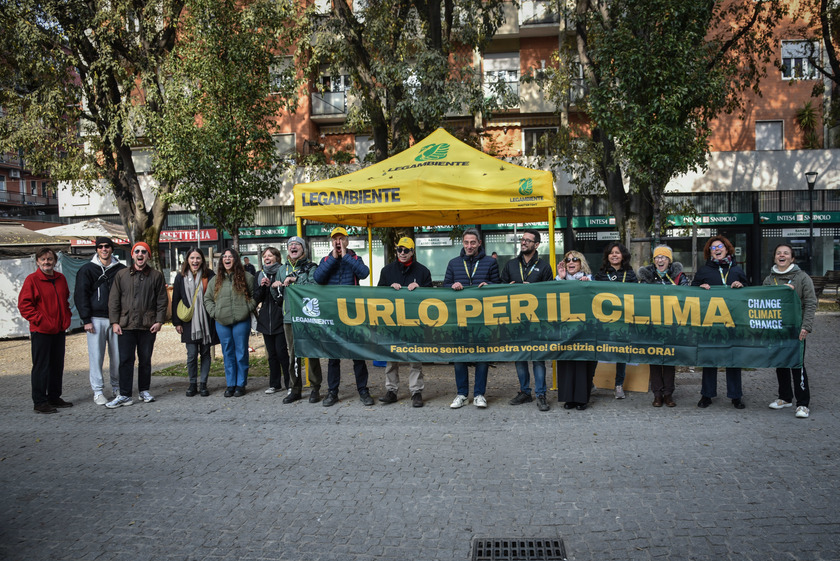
[
  {"xmin": 186, "ymin": 383, "xmax": 198, "ymax": 397},
  {"xmin": 536, "ymin": 395, "xmax": 550, "ymax": 412},
  {"xmin": 379, "ymin": 390, "xmax": 398, "ymax": 404},
  {"xmin": 224, "ymin": 387, "xmax": 235, "ymax": 398},
  {"xmin": 34, "ymin": 402, "xmax": 58, "ymax": 414},
  {"xmin": 563, "ymin": 402, "xmax": 576, "ymax": 410},
  {"xmin": 412, "ymin": 392, "xmax": 424, "ymax": 408},
  {"xmin": 283, "ymin": 391, "xmax": 302, "ymax": 404},
  {"xmin": 732, "ymin": 398, "xmax": 745, "ymax": 409},
  {"xmin": 509, "ymin": 391, "xmax": 533, "ymax": 405},
  {"xmin": 199, "ymin": 384, "xmax": 210, "ymax": 397},
  {"xmin": 323, "ymin": 392, "xmax": 339, "ymax": 407},
  {"xmin": 575, "ymin": 403, "xmax": 588, "ymax": 411},
  {"xmin": 309, "ymin": 389, "xmax": 322, "ymax": 403},
  {"xmin": 48, "ymin": 397, "xmax": 73, "ymax": 408},
  {"xmin": 233, "ymin": 387, "xmax": 245, "ymax": 397},
  {"xmin": 697, "ymin": 396, "xmax": 712, "ymax": 408},
  {"xmin": 359, "ymin": 389, "xmax": 375, "ymax": 406}
]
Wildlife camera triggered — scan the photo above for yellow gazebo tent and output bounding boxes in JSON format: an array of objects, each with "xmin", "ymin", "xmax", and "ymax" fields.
[
  {"xmin": 293, "ymin": 129, "xmax": 560, "ymax": 388},
  {"xmin": 293, "ymin": 128, "xmax": 555, "ymax": 229}
]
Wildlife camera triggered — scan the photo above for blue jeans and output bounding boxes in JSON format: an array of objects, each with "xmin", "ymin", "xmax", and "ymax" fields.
[
  {"xmin": 614, "ymin": 363, "xmax": 626, "ymax": 386},
  {"xmin": 701, "ymin": 367, "xmax": 742, "ymax": 399},
  {"xmin": 216, "ymin": 319, "xmax": 250, "ymax": 388},
  {"xmin": 515, "ymin": 361, "xmax": 546, "ymax": 396},
  {"xmin": 185, "ymin": 341, "xmax": 212, "ymax": 385},
  {"xmin": 454, "ymin": 362, "xmax": 489, "ymax": 397}
]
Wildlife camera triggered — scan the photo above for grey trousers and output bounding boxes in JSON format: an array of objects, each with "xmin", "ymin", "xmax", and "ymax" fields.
[{"xmin": 384, "ymin": 362, "xmax": 424, "ymax": 395}]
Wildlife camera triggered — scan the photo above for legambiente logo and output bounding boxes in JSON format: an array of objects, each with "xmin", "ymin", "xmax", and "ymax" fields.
[
  {"xmin": 519, "ymin": 178, "xmax": 533, "ymax": 195},
  {"xmin": 509, "ymin": 178, "xmax": 543, "ymax": 203},
  {"xmin": 415, "ymin": 143, "xmax": 450, "ymax": 162},
  {"xmin": 302, "ymin": 298, "xmax": 320, "ymax": 317}
]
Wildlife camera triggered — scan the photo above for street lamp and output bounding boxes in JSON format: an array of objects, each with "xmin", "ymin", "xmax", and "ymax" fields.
[{"xmin": 805, "ymin": 171, "xmax": 818, "ymax": 274}]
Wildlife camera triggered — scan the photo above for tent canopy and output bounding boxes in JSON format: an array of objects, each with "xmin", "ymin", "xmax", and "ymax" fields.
[
  {"xmin": 294, "ymin": 128, "xmax": 555, "ymax": 227},
  {"xmin": 37, "ymin": 218, "xmax": 128, "ymax": 241}
]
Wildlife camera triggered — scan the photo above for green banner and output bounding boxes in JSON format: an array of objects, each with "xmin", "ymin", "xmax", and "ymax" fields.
[{"xmin": 287, "ymin": 282, "xmax": 802, "ymax": 368}]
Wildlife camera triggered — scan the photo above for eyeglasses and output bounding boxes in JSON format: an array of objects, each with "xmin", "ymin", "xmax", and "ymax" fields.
[
  {"xmin": 564, "ymin": 257, "xmax": 580, "ymax": 263},
  {"xmin": 520, "ymin": 238, "xmax": 536, "ymax": 244},
  {"xmin": 710, "ymin": 243, "xmax": 725, "ymax": 250},
  {"xmin": 653, "ymin": 255, "xmax": 669, "ymax": 260},
  {"xmin": 96, "ymin": 244, "xmax": 111, "ymax": 249},
  {"xmin": 396, "ymin": 247, "xmax": 412, "ymax": 254},
  {"xmin": 133, "ymin": 249, "xmax": 148, "ymax": 255}
]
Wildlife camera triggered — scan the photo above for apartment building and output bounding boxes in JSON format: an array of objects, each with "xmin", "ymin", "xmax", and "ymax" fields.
[
  {"xmin": 58, "ymin": 1, "xmax": 840, "ymax": 284},
  {"xmin": 0, "ymin": 150, "xmax": 57, "ymax": 220}
]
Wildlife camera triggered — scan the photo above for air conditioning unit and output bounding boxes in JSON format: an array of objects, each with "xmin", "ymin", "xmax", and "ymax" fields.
[{"xmin": 9, "ymin": 169, "xmax": 20, "ymax": 178}]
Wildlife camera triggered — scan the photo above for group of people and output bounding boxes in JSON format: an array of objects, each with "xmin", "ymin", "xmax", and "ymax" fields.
[{"xmin": 17, "ymin": 228, "xmax": 815, "ymax": 420}]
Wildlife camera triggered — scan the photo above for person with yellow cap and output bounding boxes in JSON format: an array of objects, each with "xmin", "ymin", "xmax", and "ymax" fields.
[
  {"xmin": 313, "ymin": 226, "xmax": 373, "ymax": 407},
  {"xmin": 638, "ymin": 244, "xmax": 689, "ymax": 407},
  {"xmin": 377, "ymin": 237, "xmax": 433, "ymax": 407}
]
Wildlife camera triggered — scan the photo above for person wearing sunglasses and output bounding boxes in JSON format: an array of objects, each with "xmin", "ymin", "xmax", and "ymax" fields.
[
  {"xmin": 377, "ymin": 237, "xmax": 433, "ymax": 407},
  {"xmin": 554, "ymin": 250, "xmax": 597, "ymax": 410},
  {"xmin": 500, "ymin": 229, "xmax": 554, "ymax": 411},
  {"xmin": 691, "ymin": 235, "xmax": 748, "ymax": 409},
  {"xmin": 106, "ymin": 241, "xmax": 168, "ymax": 408},
  {"xmin": 74, "ymin": 236, "xmax": 125, "ymax": 405}
]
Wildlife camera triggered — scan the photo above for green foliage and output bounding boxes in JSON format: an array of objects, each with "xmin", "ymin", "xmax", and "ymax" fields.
[
  {"xmin": 545, "ymin": 0, "xmax": 786, "ymax": 248},
  {"xmin": 149, "ymin": 0, "xmax": 300, "ymax": 245},
  {"xmin": 796, "ymin": 100, "xmax": 821, "ymax": 148}
]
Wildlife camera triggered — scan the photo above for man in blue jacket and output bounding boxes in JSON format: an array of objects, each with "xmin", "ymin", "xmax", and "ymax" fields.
[
  {"xmin": 313, "ymin": 227, "xmax": 373, "ymax": 407},
  {"xmin": 443, "ymin": 228, "xmax": 499, "ymax": 409}
]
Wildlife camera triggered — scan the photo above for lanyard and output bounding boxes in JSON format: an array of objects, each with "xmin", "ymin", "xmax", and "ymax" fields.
[
  {"xmin": 519, "ymin": 258, "xmax": 537, "ymax": 282},
  {"xmin": 609, "ymin": 270, "xmax": 627, "ymax": 282},
  {"xmin": 462, "ymin": 259, "xmax": 479, "ymax": 284},
  {"xmin": 718, "ymin": 266, "xmax": 729, "ymax": 285},
  {"xmin": 772, "ymin": 277, "xmax": 792, "ymax": 286}
]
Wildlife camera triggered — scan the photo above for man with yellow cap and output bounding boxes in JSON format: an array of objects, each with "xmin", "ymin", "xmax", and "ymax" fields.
[
  {"xmin": 377, "ymin": 237, "xmax": 433, "ymax": 407},
  {"xmin": 313, "ymin": 226, "xmax": 373, "ymax": 407},
  {"xmin": 106, "ymin": 241, "xmax": 168, "ymax": 408}
]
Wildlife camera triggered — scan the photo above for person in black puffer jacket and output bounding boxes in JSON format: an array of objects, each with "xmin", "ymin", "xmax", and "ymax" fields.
[
  {"xmin": 691, "ymin": 235, "xmax": 748, "ymax": 410},
  {"xmin": 254, "ymin": 247, "xmax": 290, "ymax": 395}
]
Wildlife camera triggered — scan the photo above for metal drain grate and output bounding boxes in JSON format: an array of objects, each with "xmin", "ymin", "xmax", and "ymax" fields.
[{"xmin": 470, "ymin": 537, "xmax": 567, "ymax": 561}]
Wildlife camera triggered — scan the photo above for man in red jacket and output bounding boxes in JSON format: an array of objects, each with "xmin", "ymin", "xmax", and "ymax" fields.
[{"xmin": 18, "ymin": 247, "xmax": 73, "ymax": 414}]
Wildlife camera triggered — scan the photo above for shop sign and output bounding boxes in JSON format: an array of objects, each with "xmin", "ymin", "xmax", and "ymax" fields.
[
  {"xmin": 596, "ymin": 231, "xmax": 620, "ymax": 241},
  {"xmin": 159, "ymin": 229, "xmax": 218, "ymax": 243},
  {"xmin": 669, "ymin": 213, "xmax": 753, "ymax": 226},
  {"xmin": 416, "ymin": 237, "xmax": 453, "ymax": 247},
  {"xmin": 72, "ymin": 237, "xmax": 130, "ymax": 247},
  {"xmin": 225, "ymin": 225, "xmax": 293, "ymax": 239},
  {"xmin": 572, "ymin": 216, "xmax": 616, "ymax": 228},
  {"xmin": 782, "ymin": 228, "xmax": 821, "ymax": 237},
  {"xmin": 305, "ymin": 225, "xmax": 367, "ymax": 237},
  {"xmin": 759, "ymin": 212, "xmax": 840, "ymax": 225}
]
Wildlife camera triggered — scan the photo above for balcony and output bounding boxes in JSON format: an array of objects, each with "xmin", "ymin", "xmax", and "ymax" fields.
[
  {"xmin": 311, "ymin": 91, "xmax": 348, "ymax": 124},
  {"xmin": 0, "ymin": 191, "xmax": 58, "ymax": 206}
]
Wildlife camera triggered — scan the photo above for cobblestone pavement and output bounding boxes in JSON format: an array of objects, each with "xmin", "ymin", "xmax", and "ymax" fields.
[{"xmin": 1, "ymin": 317, "xmax": 839, "ymax": 561}]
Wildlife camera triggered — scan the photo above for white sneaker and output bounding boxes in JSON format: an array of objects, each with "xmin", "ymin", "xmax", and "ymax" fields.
[
  {"xmin": 769, "ymin": 399, "xmax": 792, "ymax": 409},
  {"xmin": 105, "ymin": 395, "xmax": 133, "ymax": 409},
  {"xmin": 795, "ymin": 406, "xmax": 810, "ymax": 418},
  {"xmin": 615, "ymin": 385, "xmax": 625, "ymax": 399},
  {"xmin": 93, "ymin": 393, "xmax": 108, "ymax": 406},
  {"xmin": 265, "ymin": 387, "xmax": 278, "ymax": 394},
  {"xmin": 139, "ymin": 391, "xmax": 155, "ymax": 403},
  {"xmin": 473, "ymin": 394, "xmax": 487, "ymax": 408},
  {"xmin": 450, "ymin": 395, "xmax": 468, "ymax": 409}
]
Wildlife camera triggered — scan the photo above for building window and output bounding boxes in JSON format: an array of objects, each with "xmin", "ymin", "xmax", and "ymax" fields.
[
  {"xmin": 355, "ymin": 135, "xmax": 374, "ymax": 163},
  {"xmin": 312, "ymin": 72, "xmax": 349, "ymax": 115},
  {"xmin": 755, "ymin": 120, "xmax": 784, "ymax": 150},
  {"xmin": 41, "ymin": 181, "xmax": 48, "ymax": 197},
  {"xmin": 273, "ymin": 134, "xmax": 296, "ymax": 161},
  {"xmin": 0, "ymin": 175, "xmax": 5, "ymax": 191},
  {"xmin": 781, "ymin": 40, "xmax": 819, "ymax": 80},
  {"xmin": 269, "ymin": 56, "xmax": 293, "ymax": 94},
  {"xmin": 484, "ymin": 53, "xmax": 520, "ymax": 106},
  {"xmin": 523, "ymin": 127, "xmax": 557, "ymax": 157},
  {"xmin": 31, "ymin": 180, "xmax": 37, "ymax": 195}
]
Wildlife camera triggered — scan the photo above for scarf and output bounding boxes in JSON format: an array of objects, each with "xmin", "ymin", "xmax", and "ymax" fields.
[
  {"xmin": 185, "ymin": 271, "xmax": 211, "ymax": 344},
  {"xmin": 772, "ymin": 263, "xmax": 795, "ymax": 275},
  {"xmin": 262, "ymin": 261, "xmax": 281, "ymax": 277}
]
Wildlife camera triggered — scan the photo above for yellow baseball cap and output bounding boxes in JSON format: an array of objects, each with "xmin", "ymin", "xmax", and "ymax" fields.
[
  {"xmin": 330, "ymin": 226, "xmax": 348, "ymax": 238},
  {"xmin": 397, "ymin": 237, "xmax": 415, "ymax": 250}
]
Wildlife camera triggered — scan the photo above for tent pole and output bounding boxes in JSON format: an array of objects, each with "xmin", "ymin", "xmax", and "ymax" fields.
[
  {"xmin": 368, "ymin": 226, "xmax": 374, "ymax": 286},
  {"xmin": 548, "ymin": 206, "xmax": 558, "ymax": 391}
]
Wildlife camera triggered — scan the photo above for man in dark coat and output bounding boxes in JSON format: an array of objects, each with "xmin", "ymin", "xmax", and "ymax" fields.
[
  {"xmin": 74, "ymin": 236, "xmax": 125, "ymax": 405},
  {"xmin": 443, "ymin": 228, "xmax": 499, "ymax": 409},
  {"xmin": 377, "ymin": 237, "xmax": 433, "ymax": 407},
  {"xmin": 500, "ymin": 229, "xmax": 553, "ymax": 411}
]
